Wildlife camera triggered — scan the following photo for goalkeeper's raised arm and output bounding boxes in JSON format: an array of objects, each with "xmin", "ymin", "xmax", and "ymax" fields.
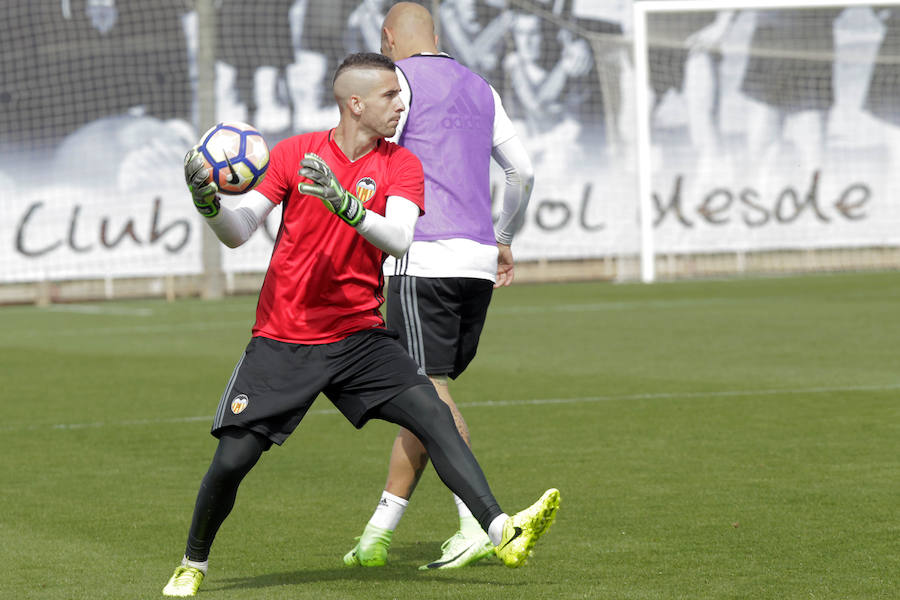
[
  {"xmin": 183, "ymin": 147, "xmax": 275, "ymax": 249},
  {"xmin": 184, "ymin": 145, "xmax": 420, "ymax": 258}
]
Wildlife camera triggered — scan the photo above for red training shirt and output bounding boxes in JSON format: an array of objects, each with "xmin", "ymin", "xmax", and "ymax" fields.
[{"xmin": 252, "ymin": 129, "xmax": 425, "ymax": 344}]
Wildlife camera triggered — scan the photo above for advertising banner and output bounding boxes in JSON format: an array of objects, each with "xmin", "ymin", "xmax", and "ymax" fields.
[{"xmin": 1, "ymin": 2, "xmax": 897, "ymax": 283}]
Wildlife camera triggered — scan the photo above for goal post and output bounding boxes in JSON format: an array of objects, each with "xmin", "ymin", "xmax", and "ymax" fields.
[
  {"xmin": 632, "ymin": 2, "xmax": 655, "ymax": 283},
  {"xmin": 631, "ymin": 0, "xmax": 900, "ymax": 282},
  {"xmin": 196, "ymin": 0, "xmax": 224, "ymax": 300}
]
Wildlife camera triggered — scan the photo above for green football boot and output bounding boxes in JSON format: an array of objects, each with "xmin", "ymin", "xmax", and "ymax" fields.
[
  {"xmin": 343, "ymin": 523, "xmax": 393, "ymax": 567},
  {"xmin": 162, "ymin": 565, "xmax": 204, "ymax": 597},
  {"xmin": 419, "ymin": 529, "xmax": 495, "ymax": 570},
  {"xmin": 495, "ymin": 488, "xmax": 560, "ymax": 568}
]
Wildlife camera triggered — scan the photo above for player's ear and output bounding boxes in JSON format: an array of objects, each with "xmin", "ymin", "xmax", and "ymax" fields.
[
  {"xmin": 348, "ymin": 94, "xmax": 364, "ymax": 117},
  {"xmin": 381, "ymin": 27, "xmax": 395, "ymax": 57}
]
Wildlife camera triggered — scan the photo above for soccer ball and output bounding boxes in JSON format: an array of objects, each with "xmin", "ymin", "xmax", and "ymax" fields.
[{"xmin": 197, "ymin": 121, "xmax": 269, "ymax": 195}]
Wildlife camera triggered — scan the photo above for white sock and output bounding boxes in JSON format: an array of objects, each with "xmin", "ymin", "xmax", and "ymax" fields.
[
  {"xmin": 368, "ymin": 490, "xmax": 408, "ymax": 531},
  {"xmin": 454, "ymin": 495, "xmax": 484, "ymax": 536},
  {"xmin": 487, "ymin": 514, "xmax": 509, "ymax": 546},
  {"xmin": 454, "ymin": 494, "xmax": 473, "ymax": 519},
  {"xmin": 182, "ymin": 555, "xmax": 208, "ymax": 575}
]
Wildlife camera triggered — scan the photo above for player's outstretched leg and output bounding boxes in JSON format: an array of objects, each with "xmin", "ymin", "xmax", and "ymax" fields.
[
  {"xmin": 495, "ymin": 488, "xmax": 561, "ymax": 568},
  {"xmin": 343, "ymin": 522, "xmax": 393, "ymax": 567},
  {"xmin": 417, "ymin": 379, "xmax": 495, "ymax": 570}
]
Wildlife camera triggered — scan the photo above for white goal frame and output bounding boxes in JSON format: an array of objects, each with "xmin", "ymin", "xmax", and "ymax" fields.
[{"xmin": 631, "ymin": 0, "xmax": 895, "ymax": 282}]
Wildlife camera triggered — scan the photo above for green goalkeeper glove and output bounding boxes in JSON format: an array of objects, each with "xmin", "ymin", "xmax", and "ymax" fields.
[
  {"xmin": 298, "ymin": 152, "xmax": 366, "ymax": 227},
  {"xmin": 183, "ymin": 147, "xmax": 221, "ymax": 218}
]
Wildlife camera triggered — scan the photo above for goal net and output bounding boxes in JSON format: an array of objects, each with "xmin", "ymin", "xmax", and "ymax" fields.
[
  {"xmin": 0, "ymin": 0, "xmax": 898, "ymax": 302},
  {"xmin": 630, "ymin": 0, "xmax": 900, "ymax": 280}
]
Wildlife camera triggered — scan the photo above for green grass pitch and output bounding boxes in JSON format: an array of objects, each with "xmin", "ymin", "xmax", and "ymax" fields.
[{"xmin": 1, "ymin": 272, "xmax": 898, "ymax": 599}]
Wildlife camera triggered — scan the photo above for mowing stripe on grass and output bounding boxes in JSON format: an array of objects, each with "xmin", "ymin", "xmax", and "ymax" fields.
[
  {"xmin": 1, "ymin": 319, "xmax": 255, "ymax": 340},
  {"xmin": 6, "ymin": 382, "xmax": 898, "ymax": 433},
  {"xmin": 0, "ymin": 299, "xmax": 740, "ymax": 341},
  {"xmin": 42, "ymin": 305, "xmax": 156, "ymax": 316},
  {"xmin": 490, "ymin": 298, "xmax": 734, "ymax": 314}
]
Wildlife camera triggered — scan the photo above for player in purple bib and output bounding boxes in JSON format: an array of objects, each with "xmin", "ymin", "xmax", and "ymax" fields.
[{"xmin": 343, "ymin": 2, "xmax": 538, "ymax": 571}]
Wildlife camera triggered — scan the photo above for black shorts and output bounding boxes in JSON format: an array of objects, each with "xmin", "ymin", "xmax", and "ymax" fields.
[
  {"xmin": 386, "ymin": 276, "xmax": 493, "ymax": 380},
  {"xmin": 211, "ymin": 329, "xmax": 430, "ymax": 445}
]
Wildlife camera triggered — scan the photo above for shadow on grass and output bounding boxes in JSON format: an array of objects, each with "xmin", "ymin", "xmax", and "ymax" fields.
[{"xmin": 211, "ymin": 542, "xmax": 525, "ymax": 591}]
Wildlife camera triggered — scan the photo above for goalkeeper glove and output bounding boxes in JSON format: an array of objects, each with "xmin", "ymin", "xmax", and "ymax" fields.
[
  {"xmin": 184, "ymin": 147, "xmax": 221, "ymax": 218},
  {"xmin": 298, "ymin": 152, "xmax": 366, "ymax": 227}
]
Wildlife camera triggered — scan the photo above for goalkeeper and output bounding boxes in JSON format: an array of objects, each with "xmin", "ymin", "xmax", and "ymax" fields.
[
  {"xmin": 342, "ymin": 2, "xmax": 534, "ymax": 571},
  {"xmin": 161, "ymin": 52, "xmax": 558, "ymax": 598}
]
